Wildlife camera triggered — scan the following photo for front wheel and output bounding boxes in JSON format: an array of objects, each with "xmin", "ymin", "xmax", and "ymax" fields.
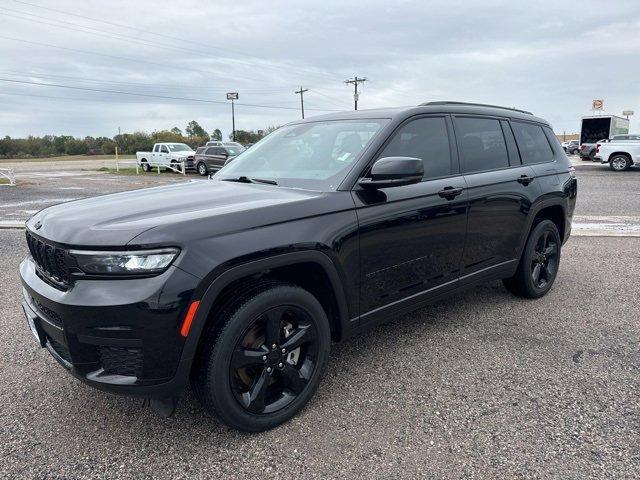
[
  {"xmin": 610, "ymin": 154, "xmax": 632, "ymax": 172},
  {"xmin": 197, "ymin": 162, "xmax": 208, "ymax": 176},
  {"xmin": 503, "ymin": 219, "xmax": 561, "ymax": 298},
  {"xmin": 192, "ymin": 282, "xmax": 331, "ymax": 432}
]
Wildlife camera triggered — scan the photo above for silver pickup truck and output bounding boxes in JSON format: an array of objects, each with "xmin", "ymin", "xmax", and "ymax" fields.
[{"xmin": 595, "ymin": 134, "xmax": 640, "ymax": 171}]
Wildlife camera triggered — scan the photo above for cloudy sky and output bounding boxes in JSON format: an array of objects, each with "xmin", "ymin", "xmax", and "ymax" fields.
[{"xmin": 1, "ymin": 0, "xmax": 638, "ymax": 139}]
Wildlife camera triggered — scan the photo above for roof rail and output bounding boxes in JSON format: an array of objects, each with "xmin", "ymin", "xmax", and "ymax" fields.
[{"xmin": 420, "ymin": 101, "xmax": 533, "ymax": 115}]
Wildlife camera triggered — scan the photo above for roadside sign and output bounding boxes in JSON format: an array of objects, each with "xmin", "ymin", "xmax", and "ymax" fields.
[
  {"xmin": 622, "ymin": 110, "xmax": 634, "ymax": 116},
  {"xmin": 226, "ymin": 92, "xmax": 239, "ymax": 100},
  {"xmin": 592, "ymin": 99, "xmax": 604, "ymax": 110}
]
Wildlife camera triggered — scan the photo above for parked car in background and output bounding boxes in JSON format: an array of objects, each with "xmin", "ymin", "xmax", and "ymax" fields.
[
  {"xmin": 194, "ymin": 144, "xmax": 246, "ymax": 175},
  {"xmin": 20, "ymin": 101, "xmax": 576, "ymax": 432},
  {"xmin": 595, "ymin": 134, "xmax": 640, "ymax": 171},
  {"xmin": 561, "ymin": 140, "xmax": 579, "ymax": 154},
  {"xmin": 136, "ymin": 143, "xmax": 195, "ymax": 171}
]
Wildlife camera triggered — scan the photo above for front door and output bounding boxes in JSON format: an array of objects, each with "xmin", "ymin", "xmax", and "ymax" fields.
[{"xmin": 353, "ymin": 115, "xmax": 468, "ymax": 323}]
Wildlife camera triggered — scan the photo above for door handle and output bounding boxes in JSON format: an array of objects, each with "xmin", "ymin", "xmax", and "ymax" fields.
[
  {"xmin": 517, "ymin": 175, "xmax": 534, "ymax": 185},
  {"xmin": 437, "ymin": 186, "xmax": 463, "ymax": 200}
]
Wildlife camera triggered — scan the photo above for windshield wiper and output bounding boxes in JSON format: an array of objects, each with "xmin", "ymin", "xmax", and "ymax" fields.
[{"xmin": 221, "ymin": 176, "xmax": 277, "ymax": 185}]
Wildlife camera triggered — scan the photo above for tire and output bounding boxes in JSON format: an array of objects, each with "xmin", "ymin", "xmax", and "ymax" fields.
[
  {"xmin": 197, "ymin": 162, "xmax": 208, "ymax": 176},
  {"xmin": 609, "ymin": 154, "xmax": 632, "ymax": 172},
  {"xmin": 192, "ymin": 281, "xmax": 331, "ymax": 432},
  {"xmin": 141, "ymin": 160, "xmax": 150, "ymax": 172},
  {"xmin": 170, "ymin": 160, "xmax": 178, "ymax": 173},
  {"xmin": 502, "ymin": 219, "xmax": 561, "ymax": 299}
]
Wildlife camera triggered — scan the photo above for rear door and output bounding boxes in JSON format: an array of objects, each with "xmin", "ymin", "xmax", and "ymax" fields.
[
  {"xmin": 453, "ymin": 116, "xmax": 541, "ymax": 283},
  {"xmin": 353, "ymin": 115, "xmax": 468, "ymax": 322}
]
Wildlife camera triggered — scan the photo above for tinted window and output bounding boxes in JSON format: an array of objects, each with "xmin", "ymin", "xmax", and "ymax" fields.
[
  {"xmin": 511, "ymin": 122, "xmax": 553, "ymax": 164},
  {"xmin": 160, "ymin": 145, "xmax": 169, "ymax": 153},
  {"xmin": 456, "ymin": 117, "xmax": 509, "ymax": 173},
  {"xmin": 196, "ymin": 147, "xmax": 205, "ymax": 154},
  {"xmin": 205, "ymin": 147, "xmax": 216, "ymax": 155},
  {"xmin": 153, "ymin": 144, "xmax": 160, "ymax": 152},
  {"xmin": 378, "ymin": 117, "xmax": 451, "ymax": 179}
]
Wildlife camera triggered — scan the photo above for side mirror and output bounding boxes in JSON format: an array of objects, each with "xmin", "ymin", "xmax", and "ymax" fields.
[{"xmin": 358, "ymin": 157, "xmax": 423, "ymax": 189}]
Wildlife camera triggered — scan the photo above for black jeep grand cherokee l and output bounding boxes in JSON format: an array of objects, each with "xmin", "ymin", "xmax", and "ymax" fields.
[{"xmin": 20, "ymin": 102, "xmax": 577, "ymax": 432}]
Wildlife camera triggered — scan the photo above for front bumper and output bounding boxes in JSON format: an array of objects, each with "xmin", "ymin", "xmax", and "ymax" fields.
[{"xmin": 20, "ymin": 256, "xmax": 200, "ymax": 397}]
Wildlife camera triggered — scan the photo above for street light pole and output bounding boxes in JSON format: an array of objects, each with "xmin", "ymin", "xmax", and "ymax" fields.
[{"xmin": 226, "ymin": 92, "xmax": 239, "ymax": 141}]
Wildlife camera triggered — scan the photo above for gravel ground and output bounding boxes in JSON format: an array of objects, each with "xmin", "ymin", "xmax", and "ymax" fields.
[{"xmin": 1, "ymin": 230, "xmax": 639, "ymax": 479}]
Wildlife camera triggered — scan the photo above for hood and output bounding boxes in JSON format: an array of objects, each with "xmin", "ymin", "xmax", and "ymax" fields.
[{"xmin": 26, "ymin": 180, "xmax": 335, "ymax": 246}]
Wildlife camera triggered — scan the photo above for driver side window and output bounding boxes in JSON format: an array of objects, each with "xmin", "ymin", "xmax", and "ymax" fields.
[
  {"xmin": 160, "ymin": 146, "xmax": 169, "ymax": 153},
  {"xmin": 378, "ymin": 117, "xmax": 452, "ymax": 180}
]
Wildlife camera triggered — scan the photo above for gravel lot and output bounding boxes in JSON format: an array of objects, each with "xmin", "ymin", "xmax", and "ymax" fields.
[
  {"xmin": 1, "ymin": 155, "xmax": 639, "ymax": 478},
  {"xmin": 1, "ymin": 231, "xmax": 639, "ymax": 479}
]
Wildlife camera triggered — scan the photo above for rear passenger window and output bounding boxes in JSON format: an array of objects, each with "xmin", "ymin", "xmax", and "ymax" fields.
[
  {"xmin": 378, "ymin": 117, "xmax": 452, "ymax": 179},
  {"xmin": 511, "ymin": 121, "xmax": 554, "ymax": 164},
  {"xmin": 205, "ymin": 147, "xmax": 216, "ymax": 155},
  {"xmin": 455, "ymin": 117, "xmax": 510, "ymax": 173}
]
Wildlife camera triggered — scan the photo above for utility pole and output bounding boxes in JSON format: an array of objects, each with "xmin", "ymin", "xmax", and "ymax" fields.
[
  {"xmin": 345, "ymin": 76, "xmax": 367, "ymax": 110},
  {"xmin": 226, "ymin": 92, "xmax": 239, "ymax": 141},
  {"xmin": 295, "ymin": 86, "xmax": 308, "ymax": 119}
]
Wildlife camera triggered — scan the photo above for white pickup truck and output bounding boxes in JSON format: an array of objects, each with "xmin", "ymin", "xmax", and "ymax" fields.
[
  {"xmin": 136, "ymin": 143, "xmax": 196, "ymax": 172},
  {"xmin": 595, "ymin": 134, "xmax": 640, "ymax": 172}
]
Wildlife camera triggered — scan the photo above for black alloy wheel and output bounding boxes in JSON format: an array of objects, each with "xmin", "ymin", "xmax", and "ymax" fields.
[
  {"xmin": 192, "ymin": 282, "xmax": 331, "ymax": 432},
  {"xmin": 530, "ymin": 229, "xmax": 559, "ymax": 290},
  {"xmin": 230, "ymin": 305, "xmax": 318, "ymax": 414},
  {"xmin": 503, "ymin": 219, "xmax": 561, "ymax": 298}
]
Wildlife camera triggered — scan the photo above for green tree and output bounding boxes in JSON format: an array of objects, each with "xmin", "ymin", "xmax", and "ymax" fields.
[
  {"xmin": 185, "ymin": 120, "xmax": 209, "ymax": 140},
  {"xmin": 231, "ymin": 130, "xmax": 263, "ymax": 144},
  {"xmin": 211, "ymin": 128, "xmax": 222, "ymax": 141},
  {"xmin": 170, "ymin": 127, "xmax": 182, "ymax": 135}
]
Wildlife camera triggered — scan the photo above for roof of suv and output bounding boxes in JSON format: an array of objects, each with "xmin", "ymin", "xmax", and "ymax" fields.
[{"xmin": 294, "ymin": 101, "xmax": 549, "ymax": 126}]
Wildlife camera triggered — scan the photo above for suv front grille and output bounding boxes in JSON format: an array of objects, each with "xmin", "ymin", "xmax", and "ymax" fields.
[
  {"xmin": 26, "ymin": 231, "xmax": 72, "ymax": 289},
  {"xmin": 98, "ymin": 346, "xmax": 143, "ymax": 378}
]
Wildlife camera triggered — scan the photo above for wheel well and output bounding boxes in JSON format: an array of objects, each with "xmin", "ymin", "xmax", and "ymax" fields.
[
  {"xmin": 609, "ymin": 152, "xmax": 632, "ymax": 162},
  {"xmin": 200, "ymin": 262, "xmax": 343, "ymax": 343},
  {"xmin": 533, "ymin": 205, "xmax": 565, "ymax": 241},
  {"xmin": 141, "ymin": 158, "xmax": 147, "ymax": 162}
]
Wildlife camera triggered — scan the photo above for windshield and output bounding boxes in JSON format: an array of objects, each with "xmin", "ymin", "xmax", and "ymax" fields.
[
  {"xmin": 226, "ymin": 146, "xmax": 245, "ymax": 156},
  {"xmin": 216, "ymin": 119, "xmax": 388, "ymax": 190},
  {"xmin": 167, "ymin": 143, "xmax": 193, "ymax": 152}
]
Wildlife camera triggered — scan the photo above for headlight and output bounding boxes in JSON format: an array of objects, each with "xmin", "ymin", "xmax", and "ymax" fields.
[{"xmin": 69, "ymin": 248, "xmax": 180, "ymax": 275}]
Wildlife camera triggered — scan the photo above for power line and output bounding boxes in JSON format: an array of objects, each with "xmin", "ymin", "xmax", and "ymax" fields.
[
  {"xmin": 0, "ymin": 69, "xmax": 289, "ymax": 93},
  {"xmin": 0, "ymin": 34, "xmax": 266, "ymax": 84},
  {"xmin": 0, "ymin": 78, "xmax": 342, "ymax": 112},
  {"xmin": 345, "ymin": 76, "xmax": 367, "ymax": 110},
  {"xmin": 6, "ymin": 0, "xmax": 345, "ymax": 83},
  {"xmin": 294, "ymin": 87, "xmax": 308, "ymax": 119}
]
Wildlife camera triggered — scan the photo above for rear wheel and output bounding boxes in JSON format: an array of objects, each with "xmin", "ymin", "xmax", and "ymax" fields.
[
  {"xmin": 503, "ymin": 219, "xmax": 561, "ymax": 298},
  {"xmin": 197, "ymin": 162, "xmax": 208, "ymax": 176},
  {"xmin": 610, "ymin": 154, "xmax": 632, "ymax": 172},
  {"xmin": 192, "ymin": 282, "xmax": 331, "ymax": 432}
]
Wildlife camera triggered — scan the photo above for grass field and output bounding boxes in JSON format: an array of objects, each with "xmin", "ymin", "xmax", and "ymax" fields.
[{"xmin": 0, "ymin": 154, "xmax": 136, "ymax": 164}]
